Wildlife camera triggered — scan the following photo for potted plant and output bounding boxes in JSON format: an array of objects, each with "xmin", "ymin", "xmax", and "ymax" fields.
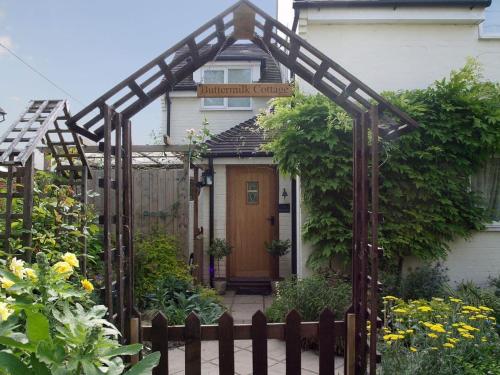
[
  {"xmin": 208, "ymin": 238, "xmax": 233, "ymax": 295},
  {"xmin": 265, "ymin": 239, "xmax": 291, "ymax": 293}
]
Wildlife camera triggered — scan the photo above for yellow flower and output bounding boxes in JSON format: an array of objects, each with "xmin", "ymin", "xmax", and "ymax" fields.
[
  {"xmin": 448, "ymin": 338, "xmax": 459, "ymax": 344},
  {"xmin": 383, "ymin": 334, "xmax": 405, "ymax": 341},
  {"xmin": 481, "ymin": 337, "xmax": 487, "ymax": 342},
  {"xmin": 418, "ymin": 306, "xmax": 432, "ymax": 313},
  {"xmin": 393, "ymin": 308, "xmax": 408, "ymax": 314},
  {"xmin": 479, "ymin": 306, "xmax": 493, "ymax": 312},
  {"xmin": 81, "ymin": 279, "xmax": 94, "ymax": 293},
  {"xmin": 462, "ymin": 324, "xmax": 478, "ymax": 332},
  {"xmin": 475, "ymin": 314, "xmax": 487, "ymax": 319},
  {"xmin": 410, "ymin": 347, "xmax": 417, "ymax": 352},
  {"xmin": 62, "ymin": 253, "xmax": 79, "ymax": 268},
  {"xmin": 24, "ymin": 268, "xmax": 37, "ymax": 281},
  {"xmin": 9, "ymin": 257, "xmax": 25, "ymax": 279},
  {"xmin": 52, "ymin": 261, "xmax": 73, "ymax": 276},
  {"xmin": 427, "ymin": 333, "xmax": 438, "ymax": 339},
  {"xmin": 432, "ymin": 297, "xmax": 444, "ymax": 302},
  {"xmin": 430, "ymin": 324, "xmax": 446, "ymax": 333},
  {"xmin": 0, "ymin": 277, "xmax": 15, "ymax": 289},
  {"xmin": 452, "ymin": 323, "xmax": 460, "ymax": 328},
  {"xmin": 449, "ymin": 298, "xmax": 462, "ymax": 303},
  {"xmin": 383, "ymin": 296, "xmax": 399, "ymax": 301},
  {"xmin": 443, "ymin": 343, "xmax": 455, "ymax": 349},
  {"xmin": 430, "ymin": 347, "xmax": 438, "ymax": 350},
  {"xmin": 406, "ymin": 329, "xmax": 414, "ymax": 334},
  {"xmin": 462, "ymin": 306, "xmax": 480, "ymax": 313},
  {"xmin": 460, "ymin": 333, "xmax": 475, "ymax": 339},
  {"xmin": 0, "ymin": 302, "xmax": 13, "ymax": 321},
  {"xmin": 423, "ymin": 322, "xmax": 434, "ymax": 328}
]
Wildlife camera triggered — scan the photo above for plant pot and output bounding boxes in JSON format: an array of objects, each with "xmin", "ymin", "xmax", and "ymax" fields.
[{"xmin": 213, "ymin": 278, "xmax": 227, "ymax": 295}]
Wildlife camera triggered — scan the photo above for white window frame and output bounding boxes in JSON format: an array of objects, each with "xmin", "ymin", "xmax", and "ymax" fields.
[
  {"xmin": 470, "ymin": 156, "xmax": 500, "ymax": 231},
  {"xmin": 200, "ymin": 64, "xmax": 257, "ymax": 111}
]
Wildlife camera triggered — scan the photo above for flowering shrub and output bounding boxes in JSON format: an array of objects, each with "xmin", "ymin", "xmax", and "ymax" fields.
[
  {"xmin": 380, "ymin": 296, "xmax": 500, "ymax": 374},
  {"xmin": 0, "ymin": 253, "xmax": 159, "ymax": 374}
]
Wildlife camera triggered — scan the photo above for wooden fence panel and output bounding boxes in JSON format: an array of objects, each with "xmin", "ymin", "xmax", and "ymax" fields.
[
  {"xmin": 88, "ymin": 167, "xmax": 188, "ymax": 238},
  {"xmin": 146, "ymin": 309, "xmax": 344, "ymax": 375}
]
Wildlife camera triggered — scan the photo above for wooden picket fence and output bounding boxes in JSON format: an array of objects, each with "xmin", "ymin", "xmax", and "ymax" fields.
[{"xmin": 140, "ymin": 309, "xmax": 345, "ymax": 375}]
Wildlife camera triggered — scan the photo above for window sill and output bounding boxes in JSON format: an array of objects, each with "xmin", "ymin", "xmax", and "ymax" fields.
[
  {"xmin": 484, "ymin": 223, "xmax": 500, "ymax": 232},
  {"xmin": 200, "ymin": 107, "xmax": 253, "ymax": 112}
]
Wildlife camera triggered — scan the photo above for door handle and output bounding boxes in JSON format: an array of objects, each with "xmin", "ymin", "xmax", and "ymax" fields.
[{"xmin": 267, "ymin": 215, "xmax": 275, "ymax": 226}]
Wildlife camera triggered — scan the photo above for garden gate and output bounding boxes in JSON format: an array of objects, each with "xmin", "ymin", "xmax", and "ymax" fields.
[{"xmin": 64, "ymin": 1, "xmax": 418, "ymax": 373}]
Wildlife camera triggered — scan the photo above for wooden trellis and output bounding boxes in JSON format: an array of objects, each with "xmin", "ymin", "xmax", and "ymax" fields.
[
  {"xmin": 0, "ymin": 100, "xmax": 91, "ymax": 263},
  {"xmin": 65, "ymin": 1, "xmax": 418, "ymax": 373}
]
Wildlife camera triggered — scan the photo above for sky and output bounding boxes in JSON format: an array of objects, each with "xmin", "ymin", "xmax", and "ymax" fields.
[
  {"xmin": 1, "ymin": 0, "xmax": 499, "ymax": 144},
  {"xmin": 0, "ymin": 0, "xmax": 276, "ymax": 144}
]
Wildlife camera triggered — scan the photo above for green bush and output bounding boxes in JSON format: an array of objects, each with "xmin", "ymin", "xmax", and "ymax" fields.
[
  {"xmin": 449, "ymin": 280, "xmax": 500, "ymax": 334},
  {"xmin": 0, "ymin": 253, "xmax": 159, "ymax": 374},
  {"xmin": 142, "ymin": 275, "xmax": 224, "ymax": 325},
  {"xmin": 134, "ymin": 233, "xmax": 191, "ymax": 303},
  {"xmin": 400, "ymin": 264, "xmax": 449, "ymax": 301},
  {"xmin": 266, "ymin": 274, "xmax": 351, "ymax": 322},
  {"xmin": 259, "ymin": 61, "xmax": 500, "ymax": 269},
  {"xmin": 380, "ymin": 296, "xmax": 500, "ymax": 375}
]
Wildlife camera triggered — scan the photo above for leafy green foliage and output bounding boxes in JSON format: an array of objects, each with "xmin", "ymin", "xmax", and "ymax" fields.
[
  {"xmin": 142, "ymin": 275, "xmax": 225, "ymax": 325},
  {"xmin": 0, "ymin": 253, "xmax": 159, "ymax": 374},
  {"xmin": 134, "ymin": 233, "xmax": 191, "ymax": 302},
  {"xmin": 259, "ymin": 62, "xmax": 500, "ymax": 269},
  {"xmin": 265, "ymin": 239, "xmax": 291, "ymax": 257},
  {"xmin": 380, "ymin": 296, "xmax": 500, "ymax": 375},
  {"xmin": 448, "ymin": 280, "xmax": 500, "ymax": 334},
  {"xmin": 4, "ymin": 171, "xmax": 102, "ymax": 280},
  {"xmin": 207, "ymin": 239, "xmax": 232, "ymax": 275},
  {"xmin": 400, "ymin": 264, "xmax": 449, "ymax": 301},
  {"xmin": 266, "ymin": 274, "xmax": 351, "ymax": 322}
]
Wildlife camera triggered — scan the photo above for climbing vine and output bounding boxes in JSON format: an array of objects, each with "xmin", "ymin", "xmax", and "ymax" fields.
[{"xmin": 259, "ymin": 61, "xmax": 500, "ymax": 270}]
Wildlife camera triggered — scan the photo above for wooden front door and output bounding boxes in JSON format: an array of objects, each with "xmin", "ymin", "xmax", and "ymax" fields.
[{"xmin": 227, "ymin": 166, "xmax": 277, "ymax": 279}]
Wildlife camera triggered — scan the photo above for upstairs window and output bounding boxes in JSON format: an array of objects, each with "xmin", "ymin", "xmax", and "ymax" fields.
[{"xmin": 202, "ymin": 67, "xmax": 252, "ymax": 110}]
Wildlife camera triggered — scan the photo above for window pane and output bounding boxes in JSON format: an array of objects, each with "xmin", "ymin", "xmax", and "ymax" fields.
[
  {"xmin": 228, "ymin": 68, "xmax": 251, "ymax": 83},
  {"xmin": 204, "ymin": 70, "xmax": 224, "ymax": 83},
  {"xmin": 471, "ymin": 158, "xmax": 500, "ymax": 221},
  {"xmin": 228, "ymin": 98, "xmax": 251, "ymax": 108},
  {"xmin": 247, "ymin": 181, "xmax": 259, "ymax": 204},
  {"xmin": 204, "ymin": 98, "xmax": 224, "ymax": 107}
]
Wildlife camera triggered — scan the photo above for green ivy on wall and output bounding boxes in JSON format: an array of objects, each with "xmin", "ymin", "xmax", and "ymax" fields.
[{"xmin": 259, "ymin": 61, "xmax": 500, "ymax": 270}]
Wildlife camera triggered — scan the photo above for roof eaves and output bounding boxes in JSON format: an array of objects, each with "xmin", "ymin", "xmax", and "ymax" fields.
[{"xmin": 293, "ymin": 0, "xmax": 492, "ymax": 8}]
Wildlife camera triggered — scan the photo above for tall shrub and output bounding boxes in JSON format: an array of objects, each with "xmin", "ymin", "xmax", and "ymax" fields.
[{"xmin": 259, "ymin": 62, "xmax": 500, "ymax": 269}]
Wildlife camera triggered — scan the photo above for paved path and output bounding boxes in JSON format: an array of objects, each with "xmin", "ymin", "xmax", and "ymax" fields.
[{"xmin": 166, "ymin": 291, "xmax": 344, "ymax": 374}]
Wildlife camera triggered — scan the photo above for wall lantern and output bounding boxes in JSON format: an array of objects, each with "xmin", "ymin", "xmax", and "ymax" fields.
[
  {"xmin": 281, "ymin": 188, "xmax": 288, "ymax": 200},
  {"xmin": 200, "ymin": 168, "xmax": 214, "ymax": 187},
  {"xmin": 0, "ymin": 107, "xmax": 6, "ymax": 123}
]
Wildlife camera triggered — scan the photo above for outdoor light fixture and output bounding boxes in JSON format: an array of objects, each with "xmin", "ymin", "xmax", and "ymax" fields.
[
  {"xmin": 282, "ymin": 188, "xmax": 288, "ymax": 200},
  {"xmin": 201, "ymin": 168, "xmax": 214, "ymax": 187},
  {"xmin": 0, "ymin": 107, "xmax": 6, "ymax": 123}
]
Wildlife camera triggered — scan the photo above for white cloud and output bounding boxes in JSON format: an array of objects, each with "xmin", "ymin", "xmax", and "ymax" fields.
[{"xmin": 0, "ymin": 35, "xmax": 13, "ymax": 57}]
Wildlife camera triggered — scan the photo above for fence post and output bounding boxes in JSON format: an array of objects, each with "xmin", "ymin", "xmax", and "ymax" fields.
[
  {"xmin": 152, "ymin": 312, "xmax": 169, "ymax": 375},
  {"xmin": 218, "ymin": 312, "xmax": 235, "ymax": 375},
  {"xmin": 130, "ymin": 317, "xmax": 140, "ymax": 365},
  {"xmin": 319, "ymin": 308, "xmax": 336, "ymax": 375},
  {"xmin": 285, "ymin": 309, "xmax": 301, "ymax": 375},
  {"xmin": 251, "ymin": 311, "xmax": 268, "ymax": 375},
  {"xmin": 185, "ymin": 312, "xmax": 201, "ymax": 375},
  {"xmin": 346, "ymin": 313, "xmax": 356, "ymax": 375}
]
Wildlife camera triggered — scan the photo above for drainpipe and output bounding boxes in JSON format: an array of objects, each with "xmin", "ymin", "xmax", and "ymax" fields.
[
  {"xmin": 166, "ymin": 91, "xmax": 172, "ymax": 137},
  {"xmin": 208, "ymin": 157, "xmax": 215, "ymax": 286},
  {"xmin": 291, "ymin": 177, "xmax": 297, "ymax": 275}
]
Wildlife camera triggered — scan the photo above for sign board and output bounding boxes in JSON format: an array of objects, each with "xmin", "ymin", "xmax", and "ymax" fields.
[{"xmin": 197, "ymin": 83, "xmax": 293, "ymax": 98}]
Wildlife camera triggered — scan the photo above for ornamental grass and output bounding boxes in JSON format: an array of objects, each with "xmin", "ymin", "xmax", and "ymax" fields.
[{"xmin": 379, "ymin": 296, "xmax": 500, "ymax": 374}]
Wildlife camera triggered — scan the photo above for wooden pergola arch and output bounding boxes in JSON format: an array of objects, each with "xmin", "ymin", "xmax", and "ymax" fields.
[
  {"xmin": 66, "ymin": 1, "xmax": 418, "ymax": 373},
  {"xmin": 0, "ymin": 100, "xmax": 91, "ymax": 266}
]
